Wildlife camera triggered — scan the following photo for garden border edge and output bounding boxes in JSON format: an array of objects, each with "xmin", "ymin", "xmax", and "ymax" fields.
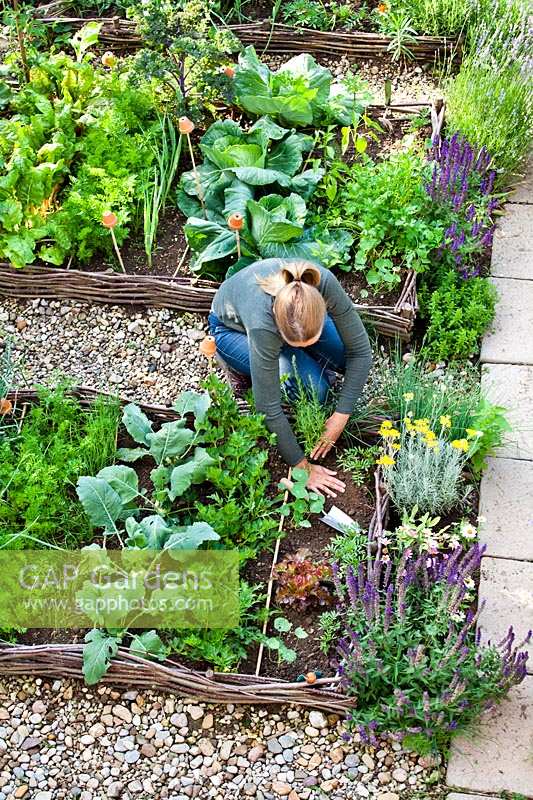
[
  {"xmin": 35, "ymin": 14, "xmax": 461, "ymax": 63},
  {"xmin": 0, "ymin": 265, "xmax": 418, "ymax": 340}
]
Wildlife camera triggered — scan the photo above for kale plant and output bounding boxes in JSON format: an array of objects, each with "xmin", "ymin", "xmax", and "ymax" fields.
[
  {"xmin": 127, "ymin": 0, "xmax": 238, "ymax": 120},
  {"xmin": 77, "ymin": 391, "xmax": 221, "ymax": 550}
]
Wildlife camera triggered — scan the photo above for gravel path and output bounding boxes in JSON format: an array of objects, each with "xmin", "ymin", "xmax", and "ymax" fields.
[
  {"xmin": 0, "ymin": 677, "xmax": 446, "ymax": 800},
  {"xmin": 0, "ymin": 299, "xmax": 211, "ymax": 407}
]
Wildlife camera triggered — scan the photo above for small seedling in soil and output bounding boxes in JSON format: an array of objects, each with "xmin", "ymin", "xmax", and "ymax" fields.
[
  {"xmin": 279, "ymin": 467, "xmax": 325, "ymax": 528},
  {"xmin": 264, "ymin": 616, "xmax": 308, "ymax": 664}
]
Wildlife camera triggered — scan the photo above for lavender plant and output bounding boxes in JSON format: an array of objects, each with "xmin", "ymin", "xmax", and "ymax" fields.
[
  {"xmin": 426, "ymin": 134, "xmax": 499, "ymax": 279},
  {"xmin": 461, "ymin": 0, "xmax": 533, "ymax": 182},
  {"xmin": 330, "ymin": 546, "xmax": 530, "ymax": 751}
]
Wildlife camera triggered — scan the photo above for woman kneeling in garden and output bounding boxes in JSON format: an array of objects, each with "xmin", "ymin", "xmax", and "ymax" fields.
[{"xmin": 209, "ymin": 259, "xmax": 372, "ymax": 496}]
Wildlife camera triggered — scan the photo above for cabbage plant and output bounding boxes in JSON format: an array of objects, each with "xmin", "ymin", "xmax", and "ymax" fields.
[
  {"xmin": 177, "ymin": 116, "xmax": 324, "ymax": 221},
  {"xmin": 233, "ymin": 46, "xmax": 373, "ymax": 127},
  {"xmin": 184, "ymin": 192, "xmax": 353, "ymax": 276}
]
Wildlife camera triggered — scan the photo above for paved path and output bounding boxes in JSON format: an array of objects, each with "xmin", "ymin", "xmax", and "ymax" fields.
[{"xmin": 446, "ymin": 159, "xmax": 533, "ymax": 799}]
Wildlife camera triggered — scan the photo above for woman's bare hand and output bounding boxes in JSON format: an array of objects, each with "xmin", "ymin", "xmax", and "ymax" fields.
[
  {"xmin": 282, "ymin": 459, "xmax": 345, "ymax": 498},
  {"xmin": 310, "ymin": 412, "xmax": 350, "ymax": 460},
  {"xmin": 306, "ymin": 463, "xmax": 345, "ymax": 498}
]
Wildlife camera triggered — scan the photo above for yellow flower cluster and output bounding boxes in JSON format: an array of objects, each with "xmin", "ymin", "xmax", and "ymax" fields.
[
  {"xmin": 379, "ymin": 420, "xmax": 400, "ymax": 439},
  {"xmin": 451, "ymin": 438, "xmax": 469, "ymax": 452},
  {"xmin": 377, "ymin": 454, "xmax": 395, "ymax": 467},
  {"xmin": 401, "ymin": 416, "xmax": 440, "ymax": 449},
  {"xmin": 375, "ymin": 410, "xmax": 484, "ymax": 468}
]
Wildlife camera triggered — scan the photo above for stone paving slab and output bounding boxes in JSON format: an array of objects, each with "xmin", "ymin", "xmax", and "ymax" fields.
[
  {"xmin": 481, "ymin": 278, "xmax": 533, "ymax": 364},
  {"xmin": 477, "ymin": 557, "xmax": 533, "ymax": 669},
  {"xmin": 447, "ymin": 676, "xmax": 533, "ymax": 797},
  {"xmin": 510, "ymin": 153, "xmax": 533, "ymax": 203},
  {"xmin": 481, "ymin": 364, "xmax": 533, "ymax": 460},
  {"xmin": 479, "ymin": 457, "xmax": 533, "ymax": 561},
  {"xmin": 447, "ymin": 794, "xmax": 494, "ymax": 800},
  {"xmin": 491, "ymin": 204, "xmax": 533, "ymax": 280}
]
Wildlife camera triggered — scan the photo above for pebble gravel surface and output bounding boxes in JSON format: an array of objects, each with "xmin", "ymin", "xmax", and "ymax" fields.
[
  {"xmin": 0, "ymin": 677, "xmax": 446, "ymax": 800},
  {"xmin": 0, "ymin": 298, "xmax": 211, "ymax": 407}
]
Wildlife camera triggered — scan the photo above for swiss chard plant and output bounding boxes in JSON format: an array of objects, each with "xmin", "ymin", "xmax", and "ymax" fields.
[
  {"xmin": 0, "ymin": 24, "xmax": 165, "ymax": 268},
  {"xmin": 233, "ymin": 46, "xmax": 372, "ymax": 128}
]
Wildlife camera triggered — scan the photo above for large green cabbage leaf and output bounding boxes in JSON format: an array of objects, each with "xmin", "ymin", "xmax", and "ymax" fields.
[
  {"xmin": 184, "ymin": 193, "xmax": 353, "ymax": 277},
  {"xmin": 233, "ymin": 47, "xmax": 372, "ymax": 128}
]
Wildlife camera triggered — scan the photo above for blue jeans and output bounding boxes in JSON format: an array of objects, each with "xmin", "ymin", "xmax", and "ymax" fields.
[{"xmin": 208, "ymin": 312, "xmax": 346, "ymax": 403}]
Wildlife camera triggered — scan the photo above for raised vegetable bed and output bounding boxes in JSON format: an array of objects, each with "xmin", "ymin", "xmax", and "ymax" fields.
[{"xmin": 0, "ymin": 383, "xmax": 388, "ymax": 707}]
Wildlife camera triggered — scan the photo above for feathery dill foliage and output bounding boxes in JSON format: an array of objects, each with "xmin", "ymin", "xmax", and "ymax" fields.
[{"xmin": 330, "ymin": 546, "xmax": 531, "ymax": 751}]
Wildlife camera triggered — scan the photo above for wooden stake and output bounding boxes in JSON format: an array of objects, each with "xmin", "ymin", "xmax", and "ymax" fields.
[
  {"xmin": 255, "ymin": 467, "xmax": 292, "ymax": 677},
  {"xmin": 13, "ymin": 0, "xmax": 30, "ymax": 84},
  {"xmin": 109, "ymin": 228, "xmax": 126, "ymax": 273},
  {"xmin": 172, "ymin": 244, "xmax": 190, "ymax": 278},
  {"xmin": 235, "ymin": 230, "xmax": 241, "ymax": 260},
  {"xmin": 186, "ymin": 133, "xmax": 206, "ymax": 218}
]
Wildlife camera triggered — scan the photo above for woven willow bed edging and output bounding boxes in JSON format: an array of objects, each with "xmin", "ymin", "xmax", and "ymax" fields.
[
  {"xmin": 35, "ymin": 13, "xmax": 460, "ymax": 63},
  {"xmin": 0, "ymin": 643, "xmax": 356, "ymax": 713},
  {"xmin": 228, "ymin": 21, "xmax": 461, "ymax": 62},
  {"xmin": 0, "ymin": 265, "xmax": 417, "ymax": 340},
  {"xmin": 0, "ymin": 264, "xmax": 217, "ymax": 314},
  {"xmin": 0, "ymin": 479, "xmax": 387, "ymax": 712},
  {"xmin": 5, "ymin": 385, "xmax": 188, "ymax": 424}
]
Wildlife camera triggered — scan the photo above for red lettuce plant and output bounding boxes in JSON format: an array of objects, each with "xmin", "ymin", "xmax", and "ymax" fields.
[{"xmin": 274, "ymin": 548, "xmax": 333, "ymax": 610}]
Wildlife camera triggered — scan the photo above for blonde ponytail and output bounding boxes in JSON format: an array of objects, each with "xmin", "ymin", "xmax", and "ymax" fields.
[{"xmin": 257, "ymin": 260, "xmax": 326, "ymax": 344}]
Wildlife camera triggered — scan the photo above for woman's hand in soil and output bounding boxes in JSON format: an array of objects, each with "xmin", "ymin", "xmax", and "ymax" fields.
[
  {"xmin": 305, "ymin": 463, "xmax": 345, "ymax": 498},
  {"xmin": 310, "ymin": 412, "xmax": 350, "ymax": 460}
]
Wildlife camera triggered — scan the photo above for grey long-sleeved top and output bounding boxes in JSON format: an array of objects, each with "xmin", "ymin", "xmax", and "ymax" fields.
[{"xmin": 212, "ymin": 259, "xmax": 372, "ymax": 466}]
